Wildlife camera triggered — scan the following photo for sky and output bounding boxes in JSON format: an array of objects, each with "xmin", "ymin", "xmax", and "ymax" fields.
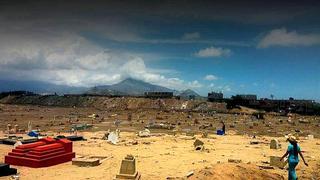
[{"xmin": 0, "ymin": 0, "xmax": 319, "ymax": 99}]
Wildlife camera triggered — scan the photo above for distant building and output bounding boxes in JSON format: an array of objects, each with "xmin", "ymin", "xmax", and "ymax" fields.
[
  {"xmin": 238, "ymin": 94, "xmax": 257, "ymax": 101},
  {"xmin": 144, "ymin": 92, "xmax": 173, "ymax": 99},
  {"xmin": 208, "ymin": 92, "xmax": 223, "ymax": 102}
]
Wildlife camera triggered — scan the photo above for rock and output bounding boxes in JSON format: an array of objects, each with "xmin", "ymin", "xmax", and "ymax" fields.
[
  {"xmin": 186, "ymin": 171, "xmax": 194, "ymax": 178},
  {"xmin": 307, "ymin": 134, "xmax": 314, "ymax": 140},
  {"xmin": 201, "ymin": 131, "xmax": 208, "ymax": 138},
  {"xmin": 138, "ymin": 129, "xmax": 151, "ymax": 137},
  {"xmin": 250, "ymin": 141, "xmax": 259, "ymax": 145},
  {"xmin": 228, "ymin": 159, "xmax": 242, "ymax": 163},
  {"xmin": 299, "ymin": 119, "xmax": 310, "ymax": 124}
]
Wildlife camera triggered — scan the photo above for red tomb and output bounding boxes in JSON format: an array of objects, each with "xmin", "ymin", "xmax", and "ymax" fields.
[{"xmin": 5, "ymin": 137, "xmax": 75, "ymax": 168}]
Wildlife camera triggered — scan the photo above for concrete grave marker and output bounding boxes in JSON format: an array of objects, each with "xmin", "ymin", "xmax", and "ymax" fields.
[{"xmin": 116, "ymin": 155, "xmax": 141, "ymax": 180}]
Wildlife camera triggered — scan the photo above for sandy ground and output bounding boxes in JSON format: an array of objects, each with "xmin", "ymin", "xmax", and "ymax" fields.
[
  {"xmin": 0, "ymin": 103, "xmax": 320, "ymax": 179},
  {"xmin": 1, "ymin": 131, "xmax": 320, "ymax": 180}
]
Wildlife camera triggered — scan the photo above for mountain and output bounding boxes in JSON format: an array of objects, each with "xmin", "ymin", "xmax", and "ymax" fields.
[
  {"xmin": 0, "ymin": 79, "xmax": 89, "ymax": 94},
  {"xmin": 179, "ymin": 89, "xmax": 201, "ymax": 99},
  {"xmin": 87, "ymin": 78, "xmax": 174, "ymax": 96}
]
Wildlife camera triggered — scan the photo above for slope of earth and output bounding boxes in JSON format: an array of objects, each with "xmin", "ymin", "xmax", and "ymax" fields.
[{"xmin": 189, "ymin": 163, "xmax": 284, "ymax": 180}]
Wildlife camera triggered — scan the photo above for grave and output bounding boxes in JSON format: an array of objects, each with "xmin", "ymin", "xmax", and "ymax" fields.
[
  {"xmin": 72, "ymin": 158, "xmax": 100, "ymax": 167},
  {"xmin": 270, "ymin": 139, "xmax": 280, "ymax": 149},
  {"xmin": 193, "ymin": 139, "xmax": 204, "ymax": 151},
  {"xmin": 5, "ymin": 137, "xmax": 75, "ymax": 168},
  {"xmin": 0, "ymin": 163, "xmax": 17, "ymax": 177},
  {"xmin": 116, "ymin": 155, "xmax": 141, "ymax": 180},
  {"xmin": 270, "ymin": 156, "xmax": 287, "ymax": 169}
]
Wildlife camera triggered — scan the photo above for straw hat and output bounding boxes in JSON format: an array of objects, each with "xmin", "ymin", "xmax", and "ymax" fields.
[{"xmin": 285, "ymin": 134, "xmax": 297, "ymax": 143}]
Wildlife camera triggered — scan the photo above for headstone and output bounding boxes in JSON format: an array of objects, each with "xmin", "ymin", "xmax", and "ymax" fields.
[
  {"xmin": 270, "ymin": 156, "xmax": 287, "ymax": 169},
  {"xmin": 116, "ymin": 155, "xmax": 141, "ymax": 180},
  {"xmin": 193, "ymin": 139, "xmax": 204, "ymax": 150},
  {"xmin": 270, "ymin": 139, "xmax": 280, "ymax": 149}
]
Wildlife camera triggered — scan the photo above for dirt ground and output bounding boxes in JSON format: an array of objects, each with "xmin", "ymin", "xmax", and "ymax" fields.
[{"xmin": 0, "ymin": 103, "xmax": 320, "ymax": 180}]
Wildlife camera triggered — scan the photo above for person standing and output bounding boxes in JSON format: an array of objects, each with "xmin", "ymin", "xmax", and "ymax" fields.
[
  {"xmin": 280, "ymin": 135, "xmax": 308, "ymax": 180},
  {"xmin": 221, "ymin": 121, "xmax": 226, "ymax": 135}
]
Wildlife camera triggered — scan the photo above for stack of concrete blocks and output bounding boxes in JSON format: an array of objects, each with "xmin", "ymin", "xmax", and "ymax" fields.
[
  {"xmin": 270, "ymin": 139, "xmax": 281, "ymax": 149},
  {"xmin": 270, "ymin": 156, "xmax": 287, "ymax": 169},
  {"xmin": 116, "ymin": 155, "xmax": 141, "ymax": 180}
]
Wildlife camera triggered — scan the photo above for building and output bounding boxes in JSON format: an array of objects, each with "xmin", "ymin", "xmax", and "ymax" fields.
[
  {"xmin": 238, "ymin": 94, "xmax": 257, "ymax": 101},
  {"xmin": 208, "ymin": 92, "xmax": 223, "ymax": 102},
  {"xmin": 144, "ymin": 92, "xmax": 173, "ymax": 99}
]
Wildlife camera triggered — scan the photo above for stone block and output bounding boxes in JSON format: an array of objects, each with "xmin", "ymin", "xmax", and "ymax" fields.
[
  {"xmin": 72, "ymin": 158, "xmax": 100, "ymax": 167},
  {"xmin": 270, "ymin": 156, "xmax": 287, "ymax": 169}
]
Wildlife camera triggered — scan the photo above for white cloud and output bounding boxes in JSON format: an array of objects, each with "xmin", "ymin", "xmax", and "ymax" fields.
[
  {"xmin": 0, "ymin": 32, "xmax": 202, "ymax": 90},
  {"xmin": 182, "ymin": 32, "xmax": 200, "ymax": 40},
  {"xmin": 258, "ymin": 28, "xmax": 320, "ymax": 48},
  {"xmin": 195, "ymin": 46, "xmax": 231, "ymax": 57},
  {"xmin": 209, "ymin": 83, "xmax": 215, "ymax": 88},
  {"xmin": 204, "ymin": 74, "xmax": 218, "ymax": 81},
  {"xmin": 187, "ymin": 80, "xmax": 203, "ymax": 88}
]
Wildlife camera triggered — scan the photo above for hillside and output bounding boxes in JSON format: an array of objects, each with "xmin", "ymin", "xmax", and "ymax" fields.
[
  {"xmin": 0, "ymin": 79, "xmax": 88, "ymax": 94},
  {"xmin": 87, "ymin": 78, "xmax": 174, "ymax": 96}
]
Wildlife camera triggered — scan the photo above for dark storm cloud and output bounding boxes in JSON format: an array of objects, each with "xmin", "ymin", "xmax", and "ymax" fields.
[{"xmin": 1, "ymin": 0, "xmax": 320, "ymax": 25}]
